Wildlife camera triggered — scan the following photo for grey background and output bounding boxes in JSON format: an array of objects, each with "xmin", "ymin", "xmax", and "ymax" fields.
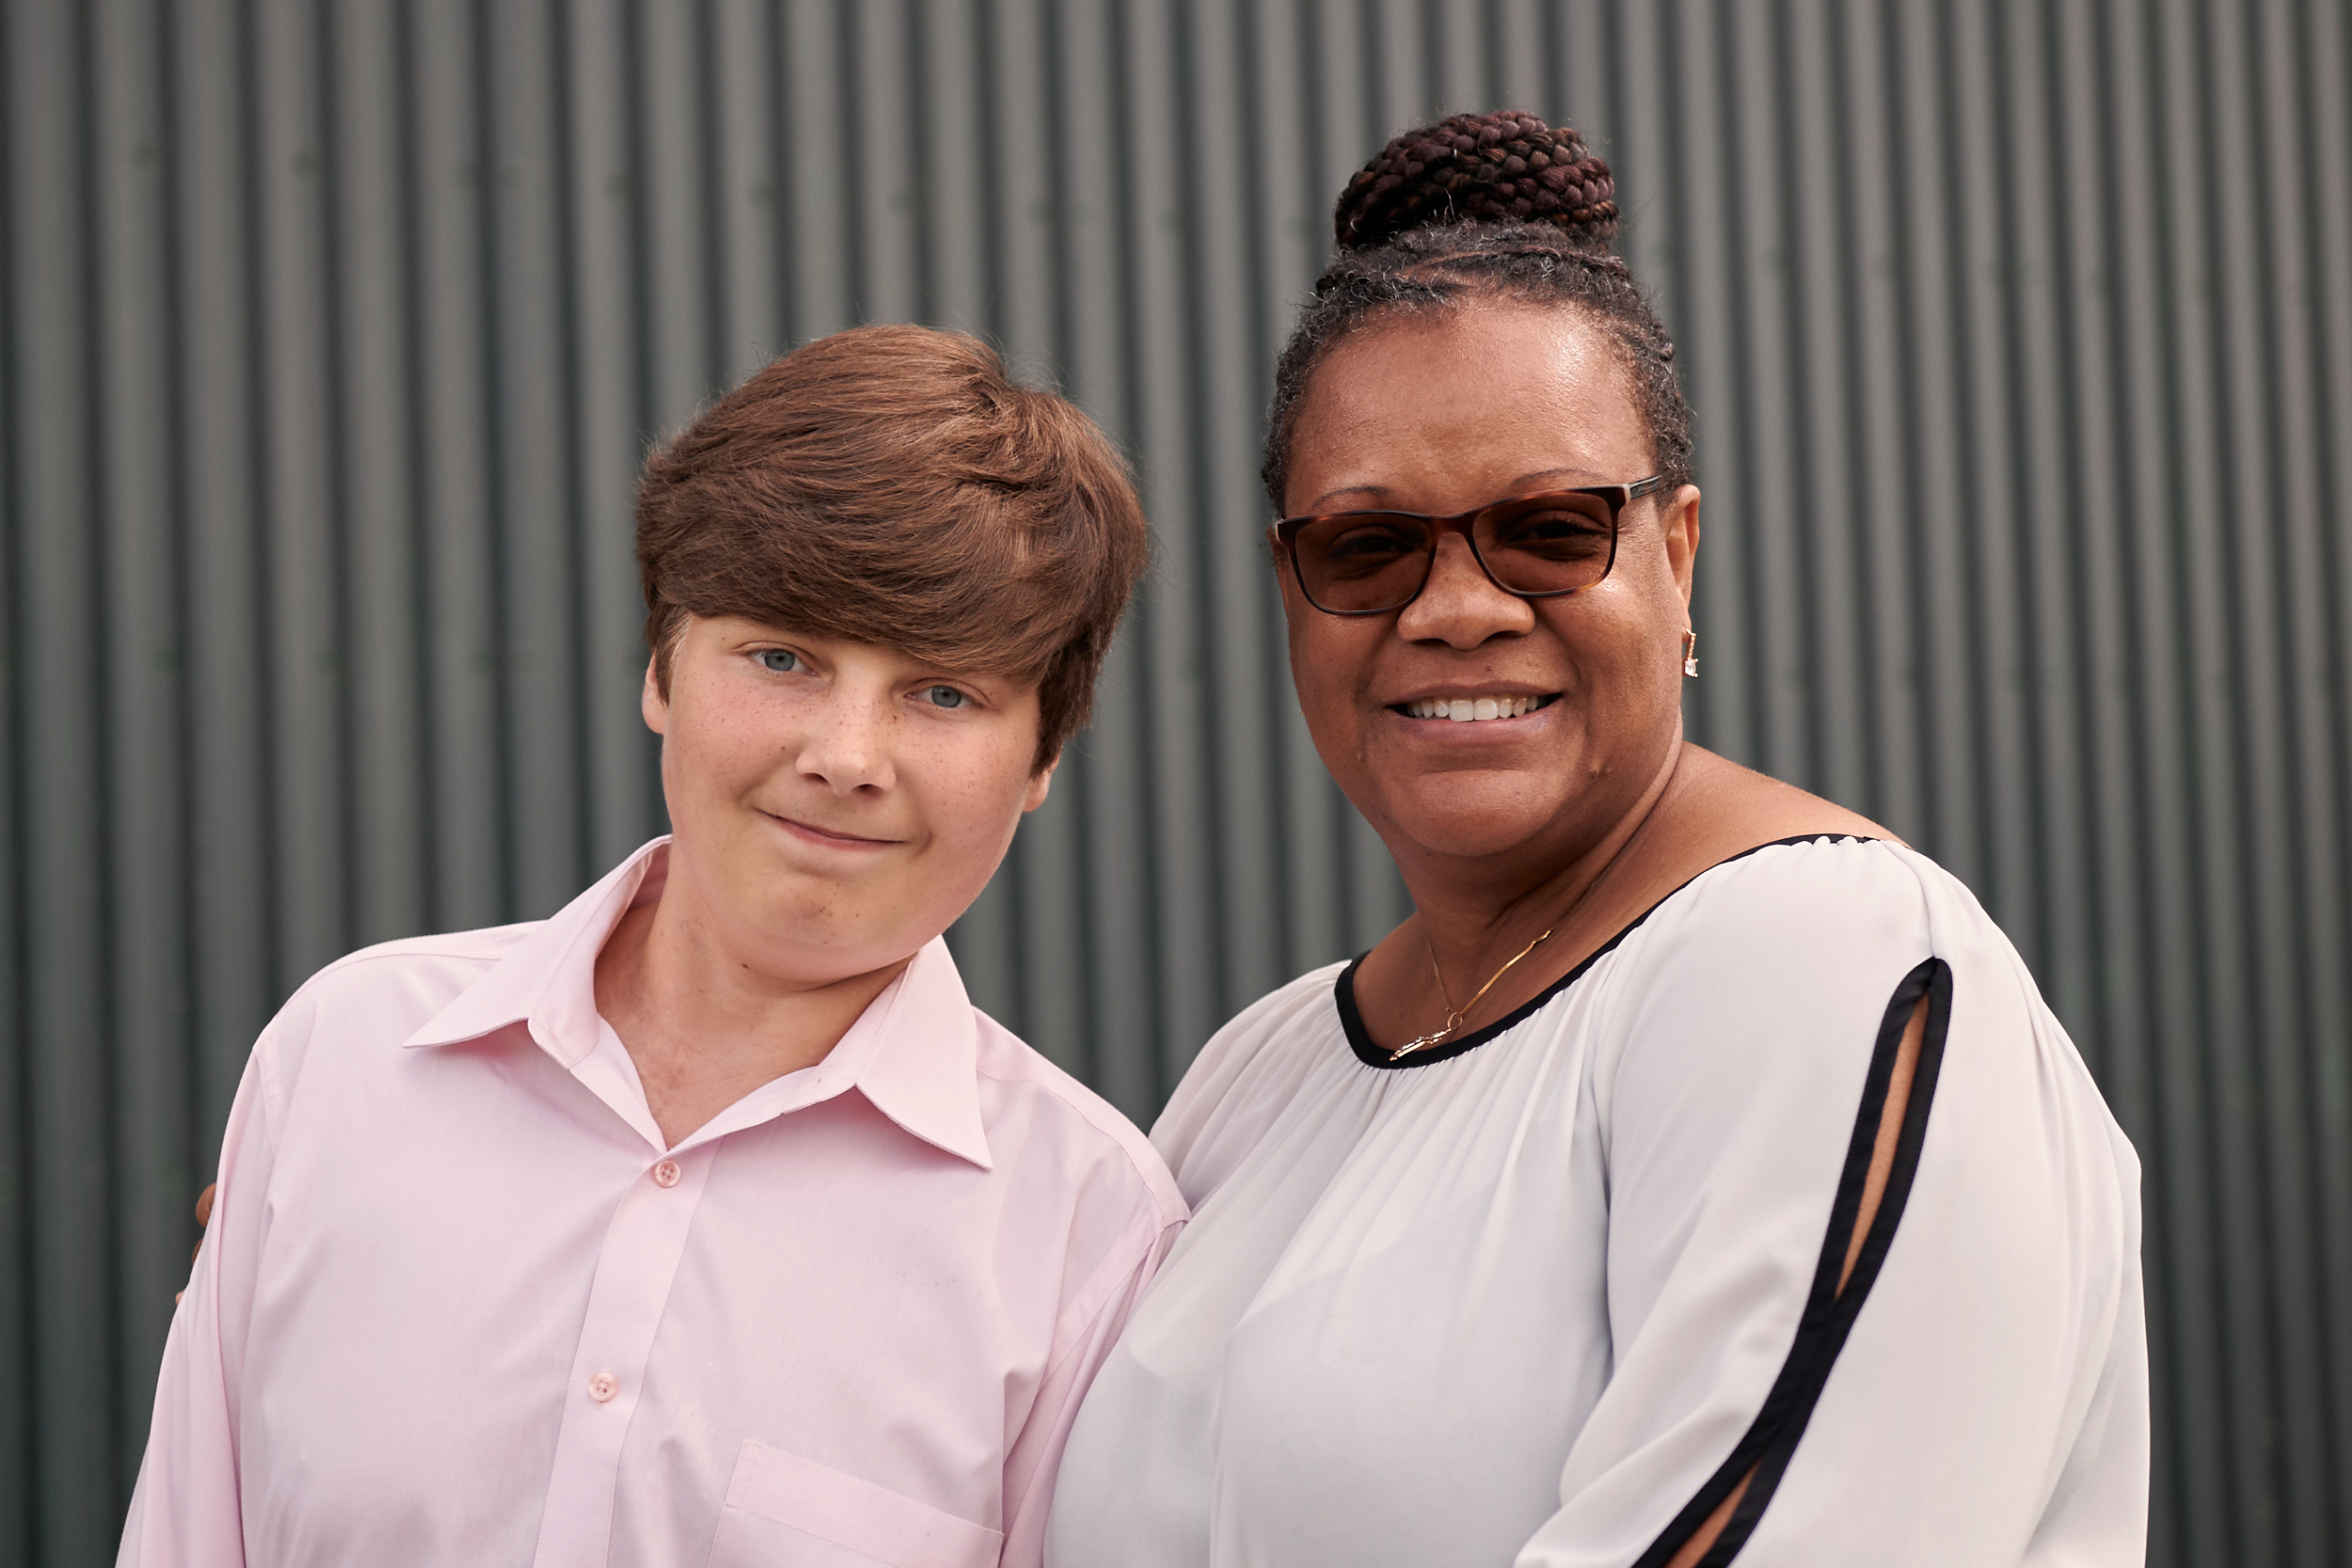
[{"xmin": 4, "ymin": 1, "xmax": 2349, "ymax": 1563}]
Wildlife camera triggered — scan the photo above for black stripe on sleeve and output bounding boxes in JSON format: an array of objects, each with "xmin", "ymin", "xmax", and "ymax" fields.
[{"xmin": 1629, "ymin": 956, "xmax": 1953, "ymax": 1568}]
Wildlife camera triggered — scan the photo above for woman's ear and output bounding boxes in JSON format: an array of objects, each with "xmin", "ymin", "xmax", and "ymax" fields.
[{"xmin": 1661, "ymin": 483, "xmax": 1701, "ymax": 605}]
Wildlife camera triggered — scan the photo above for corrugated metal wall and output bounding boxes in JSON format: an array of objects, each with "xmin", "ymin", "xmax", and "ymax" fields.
[{"xmin": 2, "ymin": 1, "xmax": 2345, "ymax": 1562}]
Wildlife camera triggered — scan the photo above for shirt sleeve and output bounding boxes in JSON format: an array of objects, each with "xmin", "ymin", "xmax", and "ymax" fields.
[
  {"xmin": 117, "ymin": 1033, "xmax": 280, "ymax": 1568},
  {"xmin": 1515, "ymin": 841, "xmax": 2146, "ymax": 1568},
  {"xmin": 999, "ymin": 1200, "xmax": 1185, "ymax": 1568}
]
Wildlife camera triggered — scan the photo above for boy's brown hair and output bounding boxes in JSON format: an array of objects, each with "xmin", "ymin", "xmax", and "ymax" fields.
[{"xmin": 636, "ymin": 325, "xmax": 1149, "ymax": 770}]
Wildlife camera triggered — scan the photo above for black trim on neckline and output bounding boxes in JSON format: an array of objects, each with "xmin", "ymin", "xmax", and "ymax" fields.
[
  {"xmin": 1631, "ymin": 956, "xmax": 1953, "ymax": 1568},
  {"xmin": 1336, "ymin": 833, "xmax": 1882, "ymax": 1069}
]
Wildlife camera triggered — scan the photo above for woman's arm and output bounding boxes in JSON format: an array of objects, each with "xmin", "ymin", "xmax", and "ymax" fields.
[
  {"xmin": 1523, "ymin": 844, "xmax": 2145, "ymax": 1568},
  {"xmin": 1651, "ymin": 984, "xmax": 1931, "ymax": 1568}
]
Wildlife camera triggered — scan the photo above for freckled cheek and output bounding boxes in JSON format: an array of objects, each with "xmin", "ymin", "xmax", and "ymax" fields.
[
  {"xmin": 683, "ymin": 694, "xmax": 806, "ymax": 790},
  {"xmin": 930, "ymin": 743, "xmax": 1048, "ymax": 856}
]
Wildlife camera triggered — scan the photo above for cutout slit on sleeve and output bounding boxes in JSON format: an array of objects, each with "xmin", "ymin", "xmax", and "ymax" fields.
[{"xmin": 1631, "ymin": 957, "xmax": 1953, "ymax": 1568}]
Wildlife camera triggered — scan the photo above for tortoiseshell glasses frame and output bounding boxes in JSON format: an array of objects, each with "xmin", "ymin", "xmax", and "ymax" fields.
[{"xmin": 1271, "ymin": 476, "xmax": 1671, "ymax": 616}]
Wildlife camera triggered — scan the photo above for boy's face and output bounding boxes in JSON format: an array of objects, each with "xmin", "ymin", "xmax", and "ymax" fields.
[{"xmin": 644, "ymin": 614, "xmax": 1054, "ymax": 986}]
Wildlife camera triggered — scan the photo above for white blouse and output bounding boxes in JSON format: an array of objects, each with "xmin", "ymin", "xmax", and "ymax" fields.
[{"xmin": 1047, "ymin": 836, "xmax": 2146, "ymax": 1567}]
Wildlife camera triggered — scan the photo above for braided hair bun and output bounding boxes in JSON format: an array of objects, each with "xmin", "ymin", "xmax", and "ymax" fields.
[
  {"xmin": 1334, "ymin": 110, "xmax": 1618, "ymax": 253},
  {"xmin": 1265, "ymin": 108, "xmax": 1691, "ymax": 510}
]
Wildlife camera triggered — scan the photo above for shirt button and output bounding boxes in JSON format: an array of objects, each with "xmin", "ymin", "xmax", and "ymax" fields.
[
  {"xmin": 587, "ymin": 1370, "xmax": 619, "ymax": 1403},
  {"xmin": 652, "ymin": 1159, "xmax": 681, "ymax": 1188}
]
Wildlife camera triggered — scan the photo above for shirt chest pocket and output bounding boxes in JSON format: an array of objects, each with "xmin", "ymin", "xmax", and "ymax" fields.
[{"xmin": 706, "ymin": 1440, "xmax": 1004, "ymax": 1568}]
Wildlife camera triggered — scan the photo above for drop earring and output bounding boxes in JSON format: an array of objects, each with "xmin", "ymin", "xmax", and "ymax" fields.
[{"xmin": 1682, "ymin": 629, "xmax": 1699, "ymax": 678}]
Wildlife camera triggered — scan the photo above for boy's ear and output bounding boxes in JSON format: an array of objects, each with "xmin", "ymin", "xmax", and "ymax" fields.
[
  {"xmin": 1023, "ymin": 751, "xmax": 1059, "ymax": 814},
  {"xmin": 642, "ymin": 657, "xmax": 669, "ymax": 735}
]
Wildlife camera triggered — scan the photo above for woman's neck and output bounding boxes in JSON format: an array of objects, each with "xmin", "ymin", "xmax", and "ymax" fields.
[
  {"xmin": 1350, "ymin": 741, "xmax": 1896, "ymax": 1055},
  {"xmin": 1399, "ymin": 736, "xmax": 1688, "ymax": 985}
]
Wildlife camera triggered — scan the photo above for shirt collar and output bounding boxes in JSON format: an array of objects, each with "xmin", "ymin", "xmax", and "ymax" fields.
[
  {"xmin": 403, "ymin": 837, "xmax": 994, "ymax": 1169},
  {"xmin": 818, "ymin": 938, "xmax": 992, "ymax": 1169}
]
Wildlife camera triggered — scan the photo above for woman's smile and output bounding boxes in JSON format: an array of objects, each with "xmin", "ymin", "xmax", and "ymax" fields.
[{"xmin": 1390, "ymin": 691, "xmax": 1560, "ymax": 722}]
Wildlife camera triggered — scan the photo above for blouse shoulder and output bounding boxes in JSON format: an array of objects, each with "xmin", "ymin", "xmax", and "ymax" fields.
[
  {"xmin": 1617, "ymin": 832, "xmax": 2056, "ymax": 1003},
  {"xmin": 1592, "ymin": 833, "xmax": 2130, "ymax": 1172},
  {"xmin": 1585, "ymin": 836, "xmax": 1965, "ymax": 1114},
  {"xmin": 1600, "ymin": 835, "xmax": 1967, "ymax": 990},
  {"xmin": 1150, "ymin": 960, "xmax": 1351, "ymax": 1207}
]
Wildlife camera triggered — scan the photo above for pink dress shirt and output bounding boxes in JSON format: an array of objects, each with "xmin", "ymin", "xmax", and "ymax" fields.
[{"xmin": 119, "ymin": 839, "xmax": 1186, "ymax": 1568}]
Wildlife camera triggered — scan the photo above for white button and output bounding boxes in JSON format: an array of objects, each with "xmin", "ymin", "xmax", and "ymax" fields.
[
  {"xmin": 587, "ymin": 1370, "xmax": 618, "ymax": 1402},
  {"xmin": 652, "ymin": 1159, "xmax": 681, "ymax": 1189}
]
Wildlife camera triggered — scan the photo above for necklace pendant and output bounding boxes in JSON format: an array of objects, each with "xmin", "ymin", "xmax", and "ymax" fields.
[{"xmin": 1390, "ymin": 1027, "xmax": 1453, "ymax": 1062}]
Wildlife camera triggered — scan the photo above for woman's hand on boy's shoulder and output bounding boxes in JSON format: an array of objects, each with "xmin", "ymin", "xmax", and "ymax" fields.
[{"xmin": 176, "ymin": 1183, "xmax": 217, "ymax": 1304}]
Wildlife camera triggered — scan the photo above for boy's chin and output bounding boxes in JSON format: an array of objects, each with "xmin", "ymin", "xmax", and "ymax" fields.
[{"xmin": 730, "ymin": 880, "xmax": 962, "ymax": 987}]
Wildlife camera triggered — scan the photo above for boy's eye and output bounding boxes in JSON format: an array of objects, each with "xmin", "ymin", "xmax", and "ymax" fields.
[
  {"xmin": 755, "ymin": 649, "xmax": 802, "ymax": 673},
  {"xmin": 925, "ymin": 685, "xmax": 968, "ymax": 709}
]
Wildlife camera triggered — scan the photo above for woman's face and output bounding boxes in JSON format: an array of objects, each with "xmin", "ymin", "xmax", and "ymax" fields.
[{"xmin": 1277, "ymin": 302, "xmax": 1700, "ymax": 871}]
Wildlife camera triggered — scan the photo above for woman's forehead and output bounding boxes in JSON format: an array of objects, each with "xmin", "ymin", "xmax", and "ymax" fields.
[{"xmin": 1288, "ymin": 306, "xmax": 1650, "ymax": 514}]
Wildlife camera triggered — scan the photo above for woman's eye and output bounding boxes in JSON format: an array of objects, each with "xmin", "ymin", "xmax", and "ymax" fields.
[
  {"xmin": 925, "ymin": 685, "xmax": 969, "ymax": 710},
  {"xmin": 1492, "ymin": 514, "xmax": 1610, "ymax": 559},
  {"xmin": 755, "ymin": 649, "xmax": 802, "ymax": 673}
]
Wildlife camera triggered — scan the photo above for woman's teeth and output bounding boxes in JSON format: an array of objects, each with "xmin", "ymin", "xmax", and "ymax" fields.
[{"xmin": 1404, "ymin": 695, "xmax": 1545, "ymax": 721}]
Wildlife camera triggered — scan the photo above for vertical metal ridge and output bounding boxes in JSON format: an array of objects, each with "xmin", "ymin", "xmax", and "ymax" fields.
[
  {"xmin": 548, "ymin": 0, "xmax": 596, "ymax": 897},
  {"xmin": 461, "ymin": 0, "xmax": 514, "ymax": 923},
  {"xmin": 2065, "ymin": 4, "xmax": 2173, "ymax": 1548},
  {"xmin": 2220, "ymin": 0, "xmax": 2339, "ymax": 1554},
  {"xmin": 1819, "ymin": 0, "xmax": 1889, "ymax": 826},
  {"xmin": 311, "ymin": 0, "xmax": 359, "ymax": 958},
  {"xmin": 93, "ymin": 0, "xmax": 191, "ymax": 1497},
  {"xmin": 2026, "ymin": 0, "xmax": 2104, "ymax": 1075},
  {"xmin": 0, "ymin": 3, "xmax": 27, "ymax": 1553},
  {"xmin": 2285, "ymin": 0, "xmax": 2352, "ymax": 1536},
  {"xmin": 77, "ymin": 0, "xmax": 129, "ymax": 1528},
  {"xmin": 155, "ymin": 0, "xmax": 208, "ymax": 1498},
  {"xmin": 11, "ymin": 0, "xmax": 117, "ymax": 1550},
  {"xmin": 233, "ymin": 0, "xmax": 286, "ymax": 1006},
  {"xmin": 392, "ymin": 0, "xmax": 440, "ymax": 931}
]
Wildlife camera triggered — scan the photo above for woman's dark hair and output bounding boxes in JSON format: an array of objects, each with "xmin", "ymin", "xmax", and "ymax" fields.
[{"xmin": 1263, "ymin": 110, "xmax": 1693, "ymax": 514}]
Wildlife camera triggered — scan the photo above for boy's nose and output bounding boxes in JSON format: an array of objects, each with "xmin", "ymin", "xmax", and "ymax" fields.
[{"xmin": 796, "ymin": 695, "xmax": 897, "ymax": 796}]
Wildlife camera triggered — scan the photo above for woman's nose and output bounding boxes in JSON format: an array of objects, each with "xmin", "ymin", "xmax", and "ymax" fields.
[{"xmin": 1394, "ymin": 532, "xmax": 1536, "ymax": 647}]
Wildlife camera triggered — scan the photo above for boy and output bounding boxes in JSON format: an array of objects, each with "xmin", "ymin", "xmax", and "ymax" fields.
[{"xmin": 120, "ymin": 325, "xmax": 1181, "ymax": 1568}]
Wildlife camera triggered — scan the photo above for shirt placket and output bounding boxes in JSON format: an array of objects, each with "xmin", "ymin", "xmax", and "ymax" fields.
[{"xmin": 529, "ymin": 1145, "xmax": 717, "ymax": 1567}]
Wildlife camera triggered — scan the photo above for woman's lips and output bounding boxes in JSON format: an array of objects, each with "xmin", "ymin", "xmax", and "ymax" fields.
[{"xmin": 1389, "ymin": 692, "xmax": 1560, "ymax": 723}]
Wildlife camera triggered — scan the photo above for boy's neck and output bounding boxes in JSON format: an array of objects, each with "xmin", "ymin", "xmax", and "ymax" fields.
[{"xmin": 591, "ymin": 867, "xmax": 914, "ymax": 1149}]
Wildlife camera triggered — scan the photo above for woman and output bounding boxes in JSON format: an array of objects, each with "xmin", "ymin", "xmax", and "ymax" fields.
[{"xmin": 1047, "ymin": 114, "xmax": 2144, "ymax": 1567}]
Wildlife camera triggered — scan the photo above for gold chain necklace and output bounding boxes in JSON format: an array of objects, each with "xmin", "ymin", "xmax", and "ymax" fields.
[
  {"xmin": 1390, "ymin": 926, "xmax": 1557, "ymax": 1061},
  {"xmin": 1387, "ymin": 818, "xmax": 1652, "ymax": 1063}
]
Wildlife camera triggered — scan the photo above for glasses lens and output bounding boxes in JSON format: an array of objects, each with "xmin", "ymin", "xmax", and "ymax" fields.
[
  {"xmin": 1473, "ymin": 493, "xmax": 1616, "ymax": 594},
  {"xmin": 1291, "ymin": 513, "xmax": 1437, "ymax": 613}
]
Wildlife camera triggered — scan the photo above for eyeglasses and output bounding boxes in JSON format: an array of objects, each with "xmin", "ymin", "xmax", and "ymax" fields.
[{"xmin": 1271, "ymin": 477, "xmax": 1669, "ymax": 616}]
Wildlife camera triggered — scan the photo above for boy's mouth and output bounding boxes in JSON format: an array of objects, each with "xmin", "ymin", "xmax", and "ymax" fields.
[{"xmin": 768, "ymin": 812, "xmax": 901, "ymax": 847}]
